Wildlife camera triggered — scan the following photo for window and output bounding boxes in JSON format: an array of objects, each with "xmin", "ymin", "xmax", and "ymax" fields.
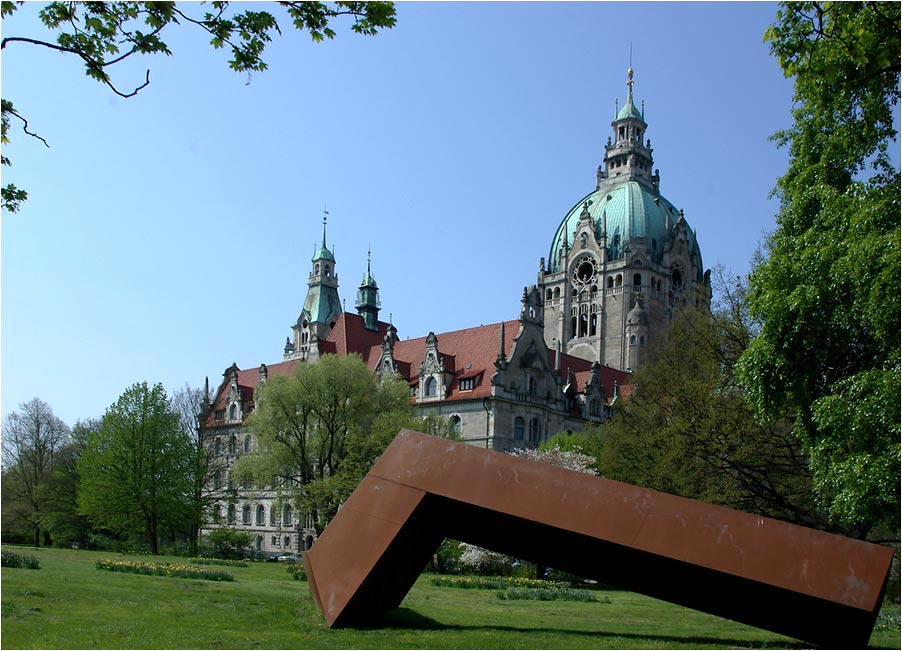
[
  {"xmin": 314, "ymin": 263, "xmax": 320, "ymax": 274},
  {"xmin": 545, "ymin": 289, "xmax": 552, "ymax": 301},
  {"xmin": 630, "ymin": 335, "xmax": 637, "ymax": 345},
  {"xmin": 272, "ymin": 536, "xmax": 278, "ymax": 546},
  {"xmin": 242, "ymin": 505, "xmax": 251, "ymax": 525},
  {"xmin": 229, "ymin": 436, "xmax": 237, "ymax": 454},
  {"xmin": 553, "ymin": 287, "xmax": 560, "ymax": 301},
  {"xmin": 528, "ymin": 418, "xmax": 540, "ymax": 443},
  {"xmin": 284, "ymin": 536, "xmax": 292, "ymax": 548},
  {"xmin": 214, "ymin": 438, "xmax": 222, "ymax": 454},
  {"xmin": 270, "ymin": 507, "xmax": 278, "ymax": 526},
  {"xmin": 633, "ymin": 273, "xmax": 642, "ymax": 288},
  {"xmin": 450, "ymin": 415, "xmax": 462, "ymax": 434},
  {"xmin": 243, "ymin": 435, "xmax": 252, "ymax": 453},
  {"xmin": 615, "ymin": 274, "xmax": 622, "ymax": 287},
  {"xmin": 590, "ymin": 399, "xmax": 601, "ymax": 416},
  {"xmin": 227, "ymin": 504, "xmax": 236, "ymax": 524},
  {"xmin": 640, "ymin": 336, "xmax": 646, "ymax": 345},
  {"xmin": 256, "ymin": 505, "xmax": 265, "ymax": 526},
  {"xmin": 459, "ymin": 377, "xmax": 475, "ymax": 391},
  {"xmin": 514, "ymin": 417, "xmax": 525, "ymax": 441},
  {"xmin": 229, "ymin": 404, "xmax": 238, "ymax": 421},
  {"xmin": 607, "ymin": 276, "xmax": 614, "ymax": 288},
  {"xmin": 213, "ymin": 470, "xmax": 222, "ymax": 490},
  {"xmin": 283, "ymin": 505, "xmax": 293, "ymax": 526},
  {"xmin": 424, "ymin": 376, "xmax": 437, "ymax": 397}
]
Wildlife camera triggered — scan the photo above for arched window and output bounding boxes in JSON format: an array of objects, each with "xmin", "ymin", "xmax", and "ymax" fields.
[
  {"xmin": 242, "ymin": 505, "xmax": 251, "ymax": 525},
  {"xmin": 633, "ymin": 273, "xmax": 642, "ymax": 288},
  {"xmin": 314, "ymin": 263, "xmax": 320, "ymax": 274},
  {"xmin": 213, "ymin": 470, "xmax": 222, "ymax": 490},
  {"xmin": 243, "ymin": 435, "xmax": 252, "ymax": 453},
  {"xmin": 553, "ymin": 287, "xmax": 560, "ymax": 300},
  {"xmin": 615, "ymin": 274, "xmax": 622, "ymax": 287},
  {"xmin": 607, "ymin": 276, "xmax": 614, "ymax": 288},
  {"xmin": 228, "ymin": 436, "xmax": 237, "ymax": 454},
  {"xmin": 545, "ymin": 289, "xmax": 553, "ymax": 301},
  {"xmin": 270, "ymin": 506, "xmax": 277, "ymax": 526},
  {"xmin": 325, "ymin": 265, "xmax": 331, "ymax": 278},
  {"xmin": 514, "ymin": 417, "xmax": 525, "ymax": 441},
  {"xmin": 450, "ymin": 415, "xmax": 462, "ymax": 435},
  {"xmin": 528, "ymin": 377, "xmax": 537, "ymax": 397},
  {"xmin": 227, "ymin": 504, "xmax": 236, "ymax": 524},
  {"xmin": 630, "ymin": 334, "xmax": 637, "ymax": 345},
  {"xmin": 229, "ymin": 404, "xmax": 238, "ymax": 421},
  {"xmin": 256, "ymin": 505, "xmax": 265, "ymax": 526},
  {"xmin": 283, "ymin": 505, "xmax": 293, "ymax": 526},
  {"xmin": 424, "ymin": 376, "xmax": 437, "ymax": 397},
  {"xmin": 590, "ymin": 313, "xmax": 597, "ymax": 336},
  {"xmin": 528, "ymin": 418, "xmax": 540, "ymax": 443},
  {"xmin": 570, "ymin": 316, "xmax": 577, "ymax": 338}
]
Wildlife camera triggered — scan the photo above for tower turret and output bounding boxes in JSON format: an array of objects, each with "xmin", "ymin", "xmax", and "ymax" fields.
[{"xmin": 356, "ymin": 249, "xmax": 381, "ymax": 331}]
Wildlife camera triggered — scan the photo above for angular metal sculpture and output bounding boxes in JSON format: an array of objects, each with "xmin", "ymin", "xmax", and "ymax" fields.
[{"xmin": 304, "ymin": 430, "xmax": 894, "ymax": 648}]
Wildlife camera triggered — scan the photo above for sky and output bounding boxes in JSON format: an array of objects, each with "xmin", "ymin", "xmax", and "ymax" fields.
[{"xmin": 2, "ymin": 1, "xmax": 799, "ymax": 427}]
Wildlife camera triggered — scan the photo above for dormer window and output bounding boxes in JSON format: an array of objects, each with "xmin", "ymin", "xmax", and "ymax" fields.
[
  {"xmin": 424, "ymin": 377, "xmax": 437, "ymax": 397},
  {"xmin": 228, "ymin": 404, "xmax": 238, "ymax": 421},
  {"xmin": 459, "ymin": 377, "xmax": 475, "ymax": 391}
]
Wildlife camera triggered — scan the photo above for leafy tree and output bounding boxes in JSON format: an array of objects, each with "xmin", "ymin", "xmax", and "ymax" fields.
[
  {"xmin": 513, "ymin": 442, "xmax": 597, "ymax": 476},
  {"xmin": 78, "ymin": 382, "xmax": 193, "ymax": 554},
  {"xmin": 235, "ymin": 354, "xmax": 413, "ymax": 533},
  {"xmin": 203, "ymin": 527, "xmax": 253, "ymax": 560},
  {"xmin": 593, "ymin": 274, "xmax": 826, "ymax": 530},
  {"xmin": 171, "ymin": 384, "xmax": 232, "ymax": 556},
  {"xmin": 739, "ymin": 2, "xmax": 900, "ymax": 536},
  {"xmin": 39, "ymin": 417, "xmax": 99, "ymax": 547},
  {"xmin": 0, "ymin": 1, "xmax": 396, "ymax": 212},
  {"xmin": 1, "ymin": 398, "xmax": 70, "ymax": 546}
]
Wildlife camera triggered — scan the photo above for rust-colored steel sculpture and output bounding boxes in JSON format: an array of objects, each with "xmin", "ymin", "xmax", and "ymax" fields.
[{"xmin": 304, "ymin": 430, "xmax": 894, "ymax": 647}]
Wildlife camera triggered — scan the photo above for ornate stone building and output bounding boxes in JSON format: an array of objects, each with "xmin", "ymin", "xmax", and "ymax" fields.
[
  {"xmin": 201, "ymin": 69, "xmax": 707, "ymax": 557},
  {"xmin": 539, "ymin": 68, "xmax": 710, "ymax": 371}
]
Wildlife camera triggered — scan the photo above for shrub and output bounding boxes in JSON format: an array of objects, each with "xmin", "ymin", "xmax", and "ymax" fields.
[
  {"xmin": 1, "ymin": 550, "xmax": 41, "ymax": 569},
  {"xmin": 875, "ymin": 609, "xmax": 901, "ymax": 632},
  {"xmin": 95, "ymin": 559, "xmax": 233, "ymax": 581},
  {"xmin": 204, "ymin": 528, "xmax": 253, "ymax": 560},
  {"xmin": 286, "ymin": 559, "xmax": 306, "ymax": 581},
  {"xmin": 457, "ymin": 543, "xmax": 518, "ymax": 576}
]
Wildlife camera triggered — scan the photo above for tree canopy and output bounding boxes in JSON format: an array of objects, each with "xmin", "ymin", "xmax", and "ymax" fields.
[
  {"xmin": 1, "ymin": 397, "xmax": 70, "ymax": 546},
  {"xmin": 591, "ymin": 272, "xmax": 827, "ymax": 530},
  {"xmin": 235, "ymin": 354, "xmax": 414, "ymax": 533},
  {"xmin": 78, "ymin": 382, "xmax": 193, "ymax": 554},
  {"xmin": 0, "ymin": 1, "xmax": 396, "ymax": 212},
  {"xmin": 738, "ymin": 2, "xmax": 900, "ymax": 536}
]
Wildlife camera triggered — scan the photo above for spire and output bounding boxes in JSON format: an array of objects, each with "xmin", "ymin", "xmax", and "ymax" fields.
[
  {"xmin": 322, "ymin": 209, "xmax": 329, "ymax": 249},
  {"xmin": 356, "ymin": 247, "xmax": 381, "ymax": 331}
]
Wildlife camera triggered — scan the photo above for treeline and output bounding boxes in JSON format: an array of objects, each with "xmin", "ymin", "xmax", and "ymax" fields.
[{"xmin": 1, "ymin": 384, "xmax": 213, "ymax": 555}]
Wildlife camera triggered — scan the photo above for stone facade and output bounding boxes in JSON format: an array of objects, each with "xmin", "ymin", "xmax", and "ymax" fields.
[{"xmin": 539, "ymin": 68, "xmax": 710, "ymax": 371}]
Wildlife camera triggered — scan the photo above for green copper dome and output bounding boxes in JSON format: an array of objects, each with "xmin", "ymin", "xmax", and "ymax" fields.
[
  {"xmin": 617, "ymin": 95, "xmax": 644, "ymax": 121},
  {"xmin": 547, "ymin": 181, "xmax": 703, "ymax": 278}
]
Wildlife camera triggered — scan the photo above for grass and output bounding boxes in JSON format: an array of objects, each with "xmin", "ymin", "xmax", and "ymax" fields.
[{"xmin": 2, "ymin": 545, "xmax": 899, "ymax": 649}]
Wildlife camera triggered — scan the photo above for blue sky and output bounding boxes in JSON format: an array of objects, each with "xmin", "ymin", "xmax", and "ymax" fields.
[{"xmin": 3, "ymin": 2, "xmax": 797, "ymax": 427}]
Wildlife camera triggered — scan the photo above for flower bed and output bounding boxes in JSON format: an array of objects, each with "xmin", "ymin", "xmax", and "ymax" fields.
[
  {"xmin": 496, "ymin": 587, "xmax": 608, "ymax": 602},
  {"xmin": 95, "ymin": 559, "xmax": 233, "ymax": 581},
  {"xmin": 188, "ymin": 557, "xmax": 248, "ymax": 568}
]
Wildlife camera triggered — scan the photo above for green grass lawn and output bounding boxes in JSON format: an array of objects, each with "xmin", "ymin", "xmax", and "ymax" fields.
[{"xmin": 2, "ymin": 546, "xmax": 899, "ymax": 649}]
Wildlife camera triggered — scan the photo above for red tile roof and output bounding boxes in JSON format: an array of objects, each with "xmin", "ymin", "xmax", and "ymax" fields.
[{"xmin": 205, "ymin": 314, "xmax": 632, "ymax": 427}]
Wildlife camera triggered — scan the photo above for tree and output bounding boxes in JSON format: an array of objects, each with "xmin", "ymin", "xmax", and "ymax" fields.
[
  {"xmin": 171, "ymin": 383, "xmax": 232, "ymax": 556},
  {"xmin": 738, "ymin": 2, "xmax": 900, "ymax": 537},
  {"xmin": 78, "ymin": 382, "xmax": 193, "ymax": 554},
  {"xmin": 592, "ymin": 273, "xmax": 827, "ymax": 530},
  {"xmin": 235, "ymin": 354, "xmax": 412, "ymax": 533},
  {"xmin": 0, "ymin": 1, "xmax": 396, "ymax": 212},
  {"xmin": 1, "ymin": 398, "xmax": 70, "ymax": 546},
  {"xmin": 39, "ymin": 417, "xmax": 99, "ymax": 547}
]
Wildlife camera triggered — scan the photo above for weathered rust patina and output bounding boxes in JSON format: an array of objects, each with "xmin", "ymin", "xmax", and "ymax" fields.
[{"xmin": 304, "ymin": 430, "xmax": 894, "ymax": 647}]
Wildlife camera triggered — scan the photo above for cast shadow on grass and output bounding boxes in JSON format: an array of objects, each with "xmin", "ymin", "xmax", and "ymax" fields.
[{"xmin": 374, "ymin": 608, "xmax": 815, "ymax": 649}]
